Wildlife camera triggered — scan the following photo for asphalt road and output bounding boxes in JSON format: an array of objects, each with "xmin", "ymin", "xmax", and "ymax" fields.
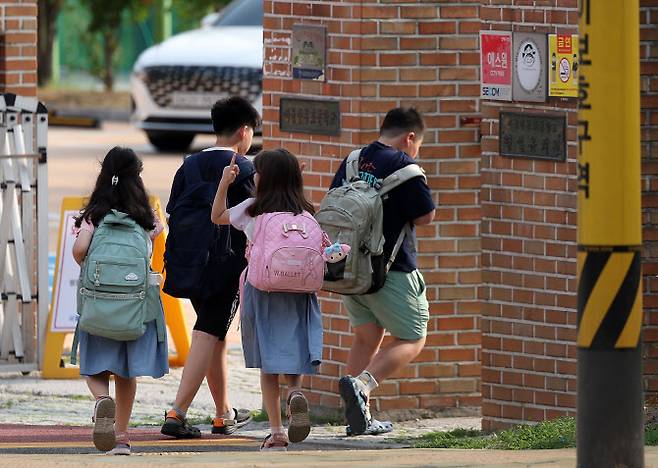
[{"xmin": 47, "ymin": 121, "xmax": 217, "ymax": 251}]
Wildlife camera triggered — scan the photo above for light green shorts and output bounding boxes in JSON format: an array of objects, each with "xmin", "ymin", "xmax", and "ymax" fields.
[{"xmin": 343, "ymin": 270, "xmax": 429, "ymax": 341}]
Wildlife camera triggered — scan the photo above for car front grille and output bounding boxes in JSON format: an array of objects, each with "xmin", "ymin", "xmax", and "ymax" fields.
[{"xmin": 142, "ymin": 66, "xmax": 262, "ymax": 108}]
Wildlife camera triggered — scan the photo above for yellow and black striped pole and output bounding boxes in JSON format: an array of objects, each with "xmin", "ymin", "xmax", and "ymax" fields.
[{"xmin": 578, "ymin": 1, "xmax": 643, "ymax": 467}]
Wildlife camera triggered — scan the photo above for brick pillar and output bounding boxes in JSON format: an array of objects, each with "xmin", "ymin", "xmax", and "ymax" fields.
[
  {"xmin": 0, "ymin": 1, "xmax": 37, "ymax": 96},
  {"xmin": 262, "ymin": 0, "xmax": 482, "ymax": 418},
  {"xmin": 479, "ymin": 1, "xmax": 579, "ymax": 430},
  {"xmin": 641, "ymin": 0, "xmax": 658, "ymax": 402}
]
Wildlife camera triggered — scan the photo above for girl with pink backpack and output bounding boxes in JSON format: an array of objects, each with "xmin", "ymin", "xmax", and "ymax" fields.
[{"xmin": 211, "ymin": 148, "xmax": 333, "ymax": 451}]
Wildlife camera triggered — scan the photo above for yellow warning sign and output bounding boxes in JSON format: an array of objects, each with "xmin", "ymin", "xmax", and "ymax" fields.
[
  {"xmin": 42, "ymin": 196, "xmax": 190, "ymax": 379},
  {"xmin": 548, "ymin": 34, "xmax": 579, "ymax": 98}
]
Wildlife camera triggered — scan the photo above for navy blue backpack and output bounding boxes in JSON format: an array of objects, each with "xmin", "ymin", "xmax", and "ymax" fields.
[{"xmin": 163, "ymin": 155, "xmax": 246, "ymax": 299}]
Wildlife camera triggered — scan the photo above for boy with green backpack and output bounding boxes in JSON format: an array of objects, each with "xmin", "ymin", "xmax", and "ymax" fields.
[
  {"xmin": 321, "ymin": 108, "xmax": 436, "ymax": 436},
  {"xmin": 71, "ymin": 147, "xmax": 168, "ymax": 455}
]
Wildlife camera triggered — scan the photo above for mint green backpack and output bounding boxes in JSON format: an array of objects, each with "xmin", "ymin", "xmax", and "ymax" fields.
[{"xmin": 71, "ymin": 210, "xmax": 165, "ymax": 365}]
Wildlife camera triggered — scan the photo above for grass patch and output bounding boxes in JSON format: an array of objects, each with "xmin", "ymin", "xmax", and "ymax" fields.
[
  {"xmin": 251, "ymin": 409, "xmax": 269, "ymax": 423},
  {"xmin": 250, "ymin": 409, "xmax": 343, "ymax": 426},
  {"xmin": 414, "ymin": 417, "xmax": 576, "ymax": 450},
  {"xmin": 414, "ymin": 418, "xmax": 658, "ymax": 450},
  {"xmin": 646, "ymin": 425, "xmax": 658, "ymax": 446}
]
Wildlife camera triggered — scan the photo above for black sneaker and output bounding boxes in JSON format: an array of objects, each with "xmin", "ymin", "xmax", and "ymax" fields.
[
  {"xmin": 339, "ymin": 376, "xmax": 369, "ymax": 436},
  {"xmin": 211, "ymin": 408, "xmax": 253, "ymax": 435},
  {"xmin": 161, "ymin": 410, "xmax": 202, "ymax": 439}
]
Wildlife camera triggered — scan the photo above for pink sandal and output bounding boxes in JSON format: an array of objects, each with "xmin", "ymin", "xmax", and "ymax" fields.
[{"xmin": 260, "ymin": 433, "xmax": 289, "ymax": 452}]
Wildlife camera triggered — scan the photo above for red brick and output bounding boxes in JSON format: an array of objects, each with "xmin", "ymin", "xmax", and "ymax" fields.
[{"xmin": 440, "ymin": 6, "xmax": 478, "ymax": 19}]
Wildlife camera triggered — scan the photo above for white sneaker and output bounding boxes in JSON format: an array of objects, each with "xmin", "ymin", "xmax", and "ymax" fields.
[{"xmin": 107, "ymin": 442, "xmax": 131, "ymax": 455}]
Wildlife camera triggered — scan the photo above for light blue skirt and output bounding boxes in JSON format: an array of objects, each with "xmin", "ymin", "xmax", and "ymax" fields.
[
  {"xmin": 78, "ymin": 318, "xmax": 169, "ymax": 379},
  {"xmin": 241, "ymin": 282, "xmax": 323, "ymax": 375}
]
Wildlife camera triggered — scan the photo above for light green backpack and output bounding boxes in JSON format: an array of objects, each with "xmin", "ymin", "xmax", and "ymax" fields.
[{"xmin": 70, "ymin": 210, "xmax": 165, "ymax": 365}]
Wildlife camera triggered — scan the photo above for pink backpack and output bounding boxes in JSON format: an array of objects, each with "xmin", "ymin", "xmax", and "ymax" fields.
[{"xmin": 246, "ymin": 211, "xmax": 326, "ymax": 293}]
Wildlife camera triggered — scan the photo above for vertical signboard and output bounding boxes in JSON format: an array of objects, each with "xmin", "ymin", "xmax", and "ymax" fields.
[
  {"xmin": 512, "ymin": 32, "xmax": 547, "ymax": 102},
  {"xmin": 549, "ymin": 34, "xmax": 579, "ymax": 97},
  {"xmin": 480, "ymin": 30, "xmax": 512, "ymax": 101},
  {"xmin": 292, "ymin": 24, "xmax": 326, "ymax": 81},
  {"xmin": 577, "ymin": 0, "xmax": 642, "ymax": 466}
]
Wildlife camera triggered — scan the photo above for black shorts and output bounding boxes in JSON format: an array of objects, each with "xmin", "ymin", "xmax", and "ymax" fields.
[{"xmin": 190, "ymin": 289, "xmax": 239, "ymax": 340}]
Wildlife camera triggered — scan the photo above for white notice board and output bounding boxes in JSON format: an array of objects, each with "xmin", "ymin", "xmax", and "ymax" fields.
[{"xmin": 51, "ymin": 210, "xmax": 80, "ymax": 332}]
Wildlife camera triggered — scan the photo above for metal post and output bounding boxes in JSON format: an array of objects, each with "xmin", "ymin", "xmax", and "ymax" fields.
[{"xmin": 577, "ymin": 1, "xmax": 643, "ymax": 467}]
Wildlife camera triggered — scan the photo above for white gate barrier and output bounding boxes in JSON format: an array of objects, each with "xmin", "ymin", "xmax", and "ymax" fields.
[{"xmin": 0, "ymin": 94, "xmax": 48, "ymax": 373}]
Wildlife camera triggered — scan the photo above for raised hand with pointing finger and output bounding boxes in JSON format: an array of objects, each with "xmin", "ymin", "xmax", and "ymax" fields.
[{"xmin": 220, "ymin": 154, "xmax": 240, "ymax": 187}]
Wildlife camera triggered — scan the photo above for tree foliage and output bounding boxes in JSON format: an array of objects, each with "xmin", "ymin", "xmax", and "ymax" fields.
[
  {"xmin": 37, "ymin": 0, "xmax": 63, "ymax": 86},
  {"xmin": 172, "ymin": 0, "xmax": 231, "ymax": 26},
  {"xmin": 79, "ymin": 0, "xmax": 152, "ymax": 90}
]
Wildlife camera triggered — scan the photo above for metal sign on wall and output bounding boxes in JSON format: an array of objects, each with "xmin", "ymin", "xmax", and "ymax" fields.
[
  {"xmin": 512, "ymin": 32, "xmax": 547, "ymax": 102},
  {"xmin": 279, "ymin": 97, "xmax": 340, "ymax": 136},
  {"xmin": 499, "ymin": 112, "xmax": 566, "ymax": 161},
  {"xmin": 548, "ymin": 34, "xmax": 579, "ymax": 97},
  {"xmin": 480, "ymin": 30, "xmax": 513, "ymax": 101},
  {"xmin": 292, "ymin": 24, "xmax": 327, "ymax": 81}
]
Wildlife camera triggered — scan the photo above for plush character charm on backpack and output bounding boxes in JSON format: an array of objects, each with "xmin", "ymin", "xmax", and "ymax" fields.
[
  {"xmin": 323, "ymin": 242, "xmax": 351, "ymax": 263},
  {"xmin": 323, "ymin": 242, "xmax": 352, "ymax": 282},
  {"xmin": 247, "ymin": 211, "xmax": 326, "ymax": 293}
]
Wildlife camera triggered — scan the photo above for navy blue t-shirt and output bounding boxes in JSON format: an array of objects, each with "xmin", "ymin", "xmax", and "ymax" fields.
[
  {"xmin": 167, "ymin": 148, "xmax": 255, "ymax": 260},
  {"xmin": 330, "ymin": 142, "xmax": 435, "ymax": 273}
]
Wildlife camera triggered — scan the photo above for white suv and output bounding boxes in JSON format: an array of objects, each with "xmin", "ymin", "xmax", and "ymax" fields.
[{"xmin": 131, "ymin": 0, "xmax": 263, "ymax": 151}]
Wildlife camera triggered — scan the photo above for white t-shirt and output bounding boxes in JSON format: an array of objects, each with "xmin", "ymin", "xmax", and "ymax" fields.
[{"xmin": 228, "ymin": 197, "xmax": 256, "ymax": 241}]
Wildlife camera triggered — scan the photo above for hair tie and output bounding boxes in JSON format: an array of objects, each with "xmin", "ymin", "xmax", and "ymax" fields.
[{"xmin": 111, "ymin": 175, "xmax": 119, "ymax": 186}]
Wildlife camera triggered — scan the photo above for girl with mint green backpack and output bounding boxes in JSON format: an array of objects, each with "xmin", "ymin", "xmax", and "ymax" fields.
[{"xmin": 72, "ymin": 147, "xmax": 168, "ymax": 455}]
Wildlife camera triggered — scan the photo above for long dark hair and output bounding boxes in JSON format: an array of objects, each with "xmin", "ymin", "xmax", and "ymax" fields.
[
  {"xmin": 74, "ymin": 146, "xmax": 155, "ymax": 231},
  {"xmin": 248, "ymin": 148, "xmax": 314, "ymax": 217}
]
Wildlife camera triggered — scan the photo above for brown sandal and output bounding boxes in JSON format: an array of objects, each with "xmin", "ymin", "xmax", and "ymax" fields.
[
  {"xmin": 92, "ymin": 396, "xmax": 116, "ymax": 452},
  {"xmin": 286, "ymin": 391, "xmax": 311, "ymax": 443}
]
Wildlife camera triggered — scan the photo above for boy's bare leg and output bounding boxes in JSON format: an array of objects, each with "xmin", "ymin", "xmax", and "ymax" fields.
[
  {"xmin": 171, "ymin": 330, "xmax": 217, "ymax": 412},
  {"xmin": 366, "ymin": 336, "xmax": 426, "ymax": 382},
  {"xmin": 346, "ymin": 322, "xmax": 385, "ymax": 376},
  {"xmin": 206, "ymin": 339, "xmax": 232, "ymax": 418}
]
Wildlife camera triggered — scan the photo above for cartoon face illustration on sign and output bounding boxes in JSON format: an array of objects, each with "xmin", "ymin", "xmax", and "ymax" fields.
[
  {"xmin": 516, "ymin": 39, "xmax": 542, "ymax": 92},
  {"xmin": 522, "ymin": 44, "xmax": 536, "ymax": 66}
]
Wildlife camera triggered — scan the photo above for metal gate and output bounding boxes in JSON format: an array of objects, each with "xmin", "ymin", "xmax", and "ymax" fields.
[{"xmin": 0, "ymin": 94, "xmax": 48, "ymax": 373}]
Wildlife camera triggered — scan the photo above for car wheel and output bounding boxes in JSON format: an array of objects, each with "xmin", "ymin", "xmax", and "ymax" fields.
[{"xmin": 146, "ymin": 131, "xmax": 195, "ymax": 152}]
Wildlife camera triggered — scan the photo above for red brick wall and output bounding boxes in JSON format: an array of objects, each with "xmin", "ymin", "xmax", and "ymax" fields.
[
  {"xmin": 263, "ymin": 0, "xmax": 482, "ymax": 418},
  {"xmin": 0, "ymin": 1, "xmax": 37, "ymax": 96},
  {"xmin": 641, "ymin": 0, "xmax": 658, "ymax": 402},
  {"xmin": 479, "ymin": 0, "xmax": 579, "ymax": 430}
]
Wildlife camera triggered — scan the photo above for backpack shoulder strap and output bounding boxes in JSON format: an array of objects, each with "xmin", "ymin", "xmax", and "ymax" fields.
[
  {"xmin": 345, "ymin": 148, "xmax": 363, "ymax": 181},
  {"xmin": 379, "ymin": 163, "xmax": 426, "ymax": 197},
  {"xmin": 70, "ymin": 322, "xmax": 80, "ymax": 365},
  {"xmin": 387, "ymin": 224, "xmax": 413, "ymax": 273}
]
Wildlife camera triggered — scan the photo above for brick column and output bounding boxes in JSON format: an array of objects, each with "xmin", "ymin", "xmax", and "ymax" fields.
[
  {"xmin": 479, "ymin": 1, "xmax": 579, "ymax": 430},
  {"xmin": 262, "ymin": 0, "xmax": 482, "ymax": 418},
  {"xmin": 0, "ymin": 1, "xmax": 37, "ymax": 96}
]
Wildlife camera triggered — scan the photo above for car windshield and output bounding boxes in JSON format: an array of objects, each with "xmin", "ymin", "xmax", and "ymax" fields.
[{"xmin": 214, "ymin": 0, "xmax": 263, "ymax": 27}]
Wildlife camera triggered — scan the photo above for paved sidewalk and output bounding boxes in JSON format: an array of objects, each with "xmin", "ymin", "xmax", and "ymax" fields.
[
  {"xmin": 0, "ymin": 346, "xmax": 261, "ymax": 427},
  {"xmin": 0, "ymin": 343, "xmax": 480, "ymax": 451},
  {"xmin": 2, "ymin": 447, "xmax": 658, "ymax": 468}
]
